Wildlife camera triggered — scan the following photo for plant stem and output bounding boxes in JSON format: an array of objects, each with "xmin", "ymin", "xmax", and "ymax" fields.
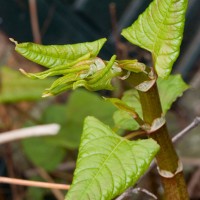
[
  {"xmin": 138, "ymin": 83, "xmax": 189, "ymax": 199},
  {"xmin": 127, "ymin": 72, "xmax": 189, "ymax": 199}
]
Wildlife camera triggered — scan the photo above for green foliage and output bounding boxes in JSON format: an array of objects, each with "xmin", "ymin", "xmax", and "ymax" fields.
[
  {"xmin": 44, "ymin": 89, "xmax": 117, "ymax": 149},
  {"xmin": 13, "ymin": 0, "xmax": 189, "ymax": 197},
  {"xmin": 157, "ymin": 74, "xmax": 189, "ymax": 112},
  {"xmin": 22, "ymin": 137, "xmax": 66, "ymax": 171},
  {"xmin": 66, "ymin": 117, "xmax": 159, "ymax": 200},
  {"xmin": 0, "ymin": 67, "xmax": 54, "ymax": 103},
  {"xmin": 113, "ymin": 75, "xmax": 188, "ymax": 131},
  {"xmin": 15, "ymin": 38, "xmax": 107, "ymax": 68},
  {"xmin": 14, "ymin": 38, "xmax": 123, "ymax": 96},
  {"xmin": 122, "ymin": 0, "xmax": 188, "ymax": 78},
  {"xmin": 22, "ymin": 89, "xmax": 116, "ymax": 170},
  {"xmin": 114, "ymin": 89, "xmax": 142, "ymax": 131}
]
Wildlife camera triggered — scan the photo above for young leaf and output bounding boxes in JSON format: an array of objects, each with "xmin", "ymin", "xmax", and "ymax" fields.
[
  {"xmin": 14, "ymin": 38, "xmax": 106, "ymax": 68},
  {"xmin": 73, "ymin": 55, "xmax": 120, "ymax": 91},
  {"xmin": 113, "ymin": 89, "xmax": 142, "ymax": 131},
  {"xmin": 122, "ymin": 0, "xmax": 188, "ymax": 78},
  {"xmin": 66, "ymin": 117, "xmax": 159, "ymax": 200},
  {"xmin": 104, "ymin": 97, "xmax": 138, "ymax": 117}
]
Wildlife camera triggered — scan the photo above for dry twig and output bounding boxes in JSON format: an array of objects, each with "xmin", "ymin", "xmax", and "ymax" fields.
[
  {"xmin": 0, "ymin": 124, "xmax": 60, "ymax": 144},
  {"xmin": 37, "ymin": 168, "xmax": 65, "ymax": 200},
  {"xmin": 0, "ymin": 176, "xmax": 70, "ymax": 190}
]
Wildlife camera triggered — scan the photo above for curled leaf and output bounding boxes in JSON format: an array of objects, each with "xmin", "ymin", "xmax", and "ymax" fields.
[
  {"xmin": 14, "ymin": 38, "xmax": 107, "ymax": 68},
  {"xmin": 118, "ymin": 60, "xmax": 146, "ymax": 73}
]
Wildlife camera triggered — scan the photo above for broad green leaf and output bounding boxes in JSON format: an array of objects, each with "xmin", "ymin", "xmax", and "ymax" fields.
[
  {"xmin": 22, "ymin": 137, "xmax": 66, "ymax": 171},
  {"xmin": 15, "ymin": 38, "xmax": 106, "ymax": 68},
  {"xmin": 66, "ymin": 117, "xmax": 159, "ymax": 200},
  {"xmin": 43, "ymin": 90, "xmax": 117, "ymax": 149},
  {"xmin": 122, "ymin": 0, "xmax": 188, "ymax": 78},
  {"xmin": 0, "ymin": 67, "xmax": 54, "ymax": 103},
  {"xmin": 113, "ymin": 75, "xmax": 188, "ymax": 130}
]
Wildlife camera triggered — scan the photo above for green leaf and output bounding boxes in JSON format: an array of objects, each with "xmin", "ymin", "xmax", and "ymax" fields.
[
  {"xmin": 122, "ymin": 0, "xmax": 188, "ymax": 78},
  {"xmin": 65, "ymin": 117, "xmax": 159, "ymax": 200},
  {"xmin": 113, "ymin": 75, "xmax": 188, "ymax": 130},
  {"xmin": 43, "ymin": 90, "xmax": 117, "ymax": 149},
  {"xmin": 104, "ymin": 97, "xmax": 138, "ymax": 117},
  {"xmin": 157, "ymin": 74, "xmax": 189, "ymax": 113},
  {"xmin": 0, "ymin": 67, "xmax": 54, "ymax": 103},
  {"xmin": 22, "ymin": 137, "xmax": 66, "ymax": 171},
  {"xmin": 15, "ymin": 38, "xmax": 107, "ymax": 68},
  {"xmin": 73, "ymin": 55, "xmax": 119, "ymax": 92},
  {"xmin": 113, "ymin": 89, "xmax": 142, "ymax": 131}
]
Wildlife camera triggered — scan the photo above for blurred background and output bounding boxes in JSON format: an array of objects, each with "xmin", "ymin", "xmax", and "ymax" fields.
[{"xmin": 0, "ymin": 0, "xmax": 200, "ymax": 199}]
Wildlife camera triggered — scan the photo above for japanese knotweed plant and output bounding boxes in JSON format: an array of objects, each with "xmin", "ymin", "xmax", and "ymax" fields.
[{"xmin": 12, "ymin": 0, "xmax": 190, "ymax": 199}]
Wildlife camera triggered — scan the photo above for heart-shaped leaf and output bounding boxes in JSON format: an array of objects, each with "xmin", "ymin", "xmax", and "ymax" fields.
[
  {"xmin": 65, "ymin": 117, "xmax": 159, "ymax": 200},
  {"xmin": 122, "ymin": 0, "xmax": 188, "ymax": 78}
]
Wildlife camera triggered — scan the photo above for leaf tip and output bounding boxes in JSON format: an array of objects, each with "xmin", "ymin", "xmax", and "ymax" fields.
[
  {"xmin": 19, "ymin": 68, "xmax": 27, "ymax": 76},
  {"xmin": 9, "ymin": 38, "xmax": 18, "ymax": 45},
  {"xmin": 42, "ymin": 92, "xmax": 53, "ymax": 98}
]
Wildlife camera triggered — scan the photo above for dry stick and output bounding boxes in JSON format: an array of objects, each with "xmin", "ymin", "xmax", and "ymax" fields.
[
  {"xmin": 117, "ymin": 116, "xmax": 200, "ymax": 200},
  {"xmin": 28, "ymin": 0, "xmax": 42, "ymax": 44},
  {"xmin": 0, "ymin": 177, "xmax": 70, "ymax": 190},
  {"xmin": 0, "ymin": 124, "xmax": 60, "ymax": 144},
  {"xmin": 172, "ymin": 116, "xmax": 200, "ymax": 144},
  {"xmin": 37, "ymin": 168, "xmax": 65, "ymax": 200}
]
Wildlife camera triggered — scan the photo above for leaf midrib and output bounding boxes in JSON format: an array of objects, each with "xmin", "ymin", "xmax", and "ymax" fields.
[
  {"xmin": 79, "ymin": 138, "xmax": 125, "ymax": 200},
  {"xmin": 152, "ymin": 0, "xmax": 172, "ymax": 58}
]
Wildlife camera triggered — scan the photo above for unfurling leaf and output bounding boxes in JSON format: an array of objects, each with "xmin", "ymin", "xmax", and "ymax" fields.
[
  {"xmin": 41, "ymin": 55, "xmax": 121, "ymax": 96},
  {"xmin": 117, "ymin": 60, "xmax": 146, "ymax": 73},
  {"xmin": 14, "ymin": 38, "xmax": 107, "ymax": 68},
  {"xmin": 122, "ymin": 0, "xmax": 188, "ymax": 78},
  {"xmin": 15, "ymin": 38, "xmax": 123, "ymax": 96},
  {"xmin": 65, "ymin": 117, "xmax": 159, "ymax": 200}
]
